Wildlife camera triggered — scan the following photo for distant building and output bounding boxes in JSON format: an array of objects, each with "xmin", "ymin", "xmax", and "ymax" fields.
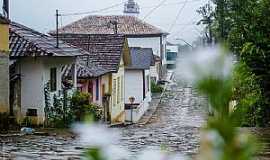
[
  {"xmin": 166, "ymin": 43, "xmax": 179, "ymax": 70},
  {"xmin": 124, "ymin": 0, "xmax": 140, "ymax": 17},
  {"xmin": 52, "ymin": 15, "xmax": 169, "ymax": 81}
]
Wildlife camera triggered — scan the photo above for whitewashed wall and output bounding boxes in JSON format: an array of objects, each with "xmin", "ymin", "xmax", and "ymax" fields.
[
  {"xmin": 18, "ymin": 57, "xmax": 74, "ymax": 124},
  {"xmin": 124, "ymin": 69, "xmax": 152, "ymax": 123},
  {"xmin": 124, "ymin": 70, "xmax": 144, "ymax": 104}
]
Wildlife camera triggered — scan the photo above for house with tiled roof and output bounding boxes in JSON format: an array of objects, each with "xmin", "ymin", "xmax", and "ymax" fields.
[
  {"xmin": 124, "ymin": 47, "xmax": 154, "ymax": 123},
  {"xmin": 9, "ymin": 21, "xmax": 85, "ymax": 125},
  {"xmin": 50, "ymin": 15, "xmax": 168, "ymax": 81},
  {"xmin": 58, "ymin": 34, "xmax": 131, "ymax": 124}
]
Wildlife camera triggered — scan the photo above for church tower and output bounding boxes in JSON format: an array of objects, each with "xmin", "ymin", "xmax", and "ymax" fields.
[{"xmin": 123, "ymin": 0, "xmax": 140, "ymax": 17}]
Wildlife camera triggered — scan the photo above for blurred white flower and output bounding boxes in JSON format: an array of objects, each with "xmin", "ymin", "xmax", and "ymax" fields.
[
  {"xmin": 103, "ymin": 145, "xmax": 131, "ymax": 160},
  {"xmin": 176, "ymin": 46, "xmax": 234, "ymax": 83},
  {"xmin": 72, "ymin": 123, "xmax": 120, "ymax": 147},
  {"xmin": 137, "ymin": 148, "xmax": 187, "ymax": 160}
]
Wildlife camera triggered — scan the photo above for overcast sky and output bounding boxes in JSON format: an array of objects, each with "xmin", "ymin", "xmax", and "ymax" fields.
[{"xmin": 6, "ymin": 0, "xmax": 208, "ymax": 43}]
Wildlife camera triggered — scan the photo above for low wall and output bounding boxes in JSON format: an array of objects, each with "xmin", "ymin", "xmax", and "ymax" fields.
[{"xmin": 125, "ymin": 97, "xmax": 150, "ymax": 123}]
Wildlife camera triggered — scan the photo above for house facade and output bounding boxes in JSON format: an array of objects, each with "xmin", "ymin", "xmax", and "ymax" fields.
[
  {"xmin": 59, "ymin": 34, "xmax": 131, "ymax": 124},
  {"xmin": 0, "ymin": 15, "xmax": 9, "ymax": 114},
  {"xmin": 124, "ymin": 47, "xmax": 154, "ymax": 123},
  {"xmin": 53, "ymin": 15, "xmax": 169, "ymax": 81},
  {"xmin": 9, "ymin": 22, "xmax": 83, "ymax": 125}
]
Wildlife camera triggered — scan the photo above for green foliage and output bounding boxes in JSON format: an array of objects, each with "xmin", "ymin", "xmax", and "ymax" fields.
[
  {"xmin": 71, "ymin": 91, "xmax": 102, "ymax": 122},
  {"xmin": 84, "ymin": 148, "xmax": 106, "ymax": 160},
  {"xmin": 206, "ymin": 0, "xmax": 270, "ymax": 126},
  {"xmin": 231, "ymin": 63, "xmax": 265, "ymax": 126},
  {"xmin": 151, "ymin": 81, "xmax": 163, "ymax": 93},
  {"xmin": 196, "ymin": 63, "xmax": 258, "ymax": 160}
]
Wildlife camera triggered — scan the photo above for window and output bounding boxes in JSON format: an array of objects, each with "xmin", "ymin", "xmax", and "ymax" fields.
[
  {"xmin": 50, "ymin": 68, "xmax": 57, "ymax": 92},
  {"xmin": 26, "ymin": 109, "xmax": 37, "ymax": 117},
  {"xmin": 117, "ymin": 77, "xmax": 120, "ymax": 104},
  {"xmin": 121, "ymin": 76, "xmax": 124, "ymax": 100},
  {"xmin": 96, "ymin": 79, "xmax": 99, "ymax": 101},
  {"xmin": 113, "ymin": 79, "xmax": 117, "ymax": 106}
]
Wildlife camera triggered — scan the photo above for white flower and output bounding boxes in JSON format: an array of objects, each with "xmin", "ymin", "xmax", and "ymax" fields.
[
  {"xmin": 72, "ymin": 123, "xmax": 119, "ymax": 147},
  {"xmin": 137, "ymin": 148, "xmax": 187, "ymax": 160},
  {"xmin": 175, "ymin": 45, "xmax": 234, "ymax": 83}
]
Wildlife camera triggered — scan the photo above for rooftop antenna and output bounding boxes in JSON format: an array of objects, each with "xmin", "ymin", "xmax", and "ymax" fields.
[{"xmin": 109, "ymin": 20, "xmax": 118, "ymax": 34}]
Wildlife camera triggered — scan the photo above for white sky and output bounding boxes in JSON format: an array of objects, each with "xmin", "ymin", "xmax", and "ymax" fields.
[{"xmin": 8, "ymin": 0, "xmax": 208, "ymax": 43}]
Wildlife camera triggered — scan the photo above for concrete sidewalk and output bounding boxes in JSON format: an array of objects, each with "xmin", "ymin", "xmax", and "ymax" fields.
[{"xmin": 136, "ymin": 94, "xmax": 161, "ymax": 126}]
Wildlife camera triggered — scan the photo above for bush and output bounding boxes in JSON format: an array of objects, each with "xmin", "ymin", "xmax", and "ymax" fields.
[
  {"xmin": 71, "ymin": 91, "xmax": 102, "ymax": 122},
  {"xmin": 151, "ymin": 81, "xmax": 163, "ymax": 93}
]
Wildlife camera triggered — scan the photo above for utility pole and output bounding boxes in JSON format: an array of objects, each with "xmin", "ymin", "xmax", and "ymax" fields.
[
  {"xmin": 56, "ymin": 9, "xmax": 59, "ymax": 48},
  {"xmin": 3, "ymin": 0, "xmax": 9, "ymax": 19}
]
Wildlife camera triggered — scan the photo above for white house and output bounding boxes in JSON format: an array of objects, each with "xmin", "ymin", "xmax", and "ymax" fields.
[
  {"xmin": 9, "ymin": 22, "xmax": 84, "ymax": 125},
  {"xmin": 54, "ymin": 15, "xmax": 169, "ymax": 81},
  {"xmin": 124, "ymin": 47, "xmax": 154, "ymax": 123}
]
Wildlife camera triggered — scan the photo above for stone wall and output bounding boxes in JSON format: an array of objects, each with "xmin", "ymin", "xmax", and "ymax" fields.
[{"xmin": 0, "ymin": 52, "xmax": 9, "ymax": 113}]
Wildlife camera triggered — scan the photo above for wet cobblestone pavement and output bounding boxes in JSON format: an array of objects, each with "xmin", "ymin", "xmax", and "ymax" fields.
[
  {"xmin": 119, "ymin": 82, "xmax": 208, "ymax": 157},
  {"xmin": 0, "ymin": 82, "xmax": 208, "ymax": 160},
  {"xmin": 1, "ymin": 82, "xmax": 270, "ymax": 159}
]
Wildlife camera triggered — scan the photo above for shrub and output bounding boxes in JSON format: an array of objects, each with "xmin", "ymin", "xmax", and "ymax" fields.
[
  {"xmin": 71, "ymin": 91, "xmax": 102, "ymax": 122},
  {"xmin": 151, "ymin": 81, "xmax": 163, "ymax": 93}
]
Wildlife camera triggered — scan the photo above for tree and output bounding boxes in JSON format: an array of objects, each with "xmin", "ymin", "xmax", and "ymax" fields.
[{"xmin": 196, "ymin": 2, "xmax": 215, "ymax": 45}]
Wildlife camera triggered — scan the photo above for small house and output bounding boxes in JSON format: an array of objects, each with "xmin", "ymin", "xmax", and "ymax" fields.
[
  {"xmin": 125, "ymin": 47, "xmax": 154, "ymax": 123},
  {"xmin": 58, "ymin": 34, "xmax": 131, "ymax": 124},
  {"xmin": 9, "ymin": 22, "xmax": 84, "ymax": 125}
]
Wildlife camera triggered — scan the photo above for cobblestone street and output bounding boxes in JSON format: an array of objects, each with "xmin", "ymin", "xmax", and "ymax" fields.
[
  {"xmin": 1, "ymin": 82, "xmax": 270, "ymax": 159},
  {"xmin": 119, "ymin": 82, "xmax": 208, "ymax": 157}
]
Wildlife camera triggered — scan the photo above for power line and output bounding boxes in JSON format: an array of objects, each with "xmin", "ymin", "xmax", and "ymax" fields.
[
  {"xmin": 142, "ymin": 0, "xmax": 168, "ymax": 21},
  {"xmin": 59, "ymin": 2, "xmax": 125, "ymax": 17},
  {"xmin": 168, "ymin": 0, "xmax": 188, "ymax": 32},
  {"xmin": 82, "ymin": 0, "xmax": 204, "ymax": 14}
]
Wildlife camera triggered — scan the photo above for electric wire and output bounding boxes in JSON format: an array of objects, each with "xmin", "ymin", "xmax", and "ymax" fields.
[
  {"xmin": 59, "ymin": 2, "xmax": 125, "ymax": 16},
  {"xmin": 168, "ymin": 0, "xmax": 188, "ymax": 32},
  {"xmin": 142, "ymin": 0, "xmax": 168, "ymax": 20}
]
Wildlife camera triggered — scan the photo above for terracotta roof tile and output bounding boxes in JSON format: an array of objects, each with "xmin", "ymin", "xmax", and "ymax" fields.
[
  {"xmin": 58, "ymin": 34, "xmax": 126, "ymax": 72},
  {"xmin": 53, "ymin": 15, "xmax": 168, "ymax": 35},
  {"xmin": 9, "ymin": 22, "xmax": 86, "ymax": 58}
]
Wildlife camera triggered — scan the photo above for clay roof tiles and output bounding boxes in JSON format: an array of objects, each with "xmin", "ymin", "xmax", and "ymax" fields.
[
  {"xmin": 57, "ymin": 34, "xmax": 126, "ymax": 72},
  {"xmin": 9, "ymin": 22, "xmax": 87, "ymax": 58},
  {"xmin": 53, "ymin": 15, "xmax": 168, "ymax": 36}
]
